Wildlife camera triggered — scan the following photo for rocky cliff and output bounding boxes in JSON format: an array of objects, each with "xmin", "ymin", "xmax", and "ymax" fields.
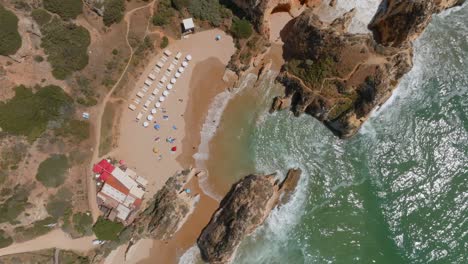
[
  {"xmin": 369, "ymin": 0, "xmax": 465, "ymax": 47},
  {"xmin": 136, "ymin": 169, "xmax": 200, "ymax": 240},
  {"xmin": 272, "ymin": 0, "xmax": 462, "ymax": 138},
  {"xmin": 197, "ymin": 169, "xmax": 302, "ymax": 264},
  {"xmin": 273, "ymin": 8, "xmax": 412, "ymax": 138},
  {"xmin": 232, "ymin": 0, "xmax": 321, "ymax": 36}
]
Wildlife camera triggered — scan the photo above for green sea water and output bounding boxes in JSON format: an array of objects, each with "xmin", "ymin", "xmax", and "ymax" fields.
[{"xmin": 181, "ymin": 4, "xmax": 467, "ymax": 264}]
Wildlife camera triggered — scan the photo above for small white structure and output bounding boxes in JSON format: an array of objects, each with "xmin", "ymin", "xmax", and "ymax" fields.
[
  {"xmin": 178, "ymin": 67, "xmax": 185, "ymax": 73},
  {"xmin": 148, "ymin": 73, "xmax": 156, "ymax": 80},
  {"xmin": 160, "ymin": 77, "xmax": 167, "ymax": 83},
  {"xmin": 144, "ymin": 100, "xmax": 151, "ymax": 108},
  {"xmin": 175, "ymin": 72, "xmax": 181, "ymax": 78},
  {"xmin": 166, "ymin": 84, "xmax": 173, "ymax": 90},
  {"xmin": 156, "ymin": 61, "xmax": 164, "ymax": 68},
  {"xmin": 182, "ymin": 18, "xmax": 195, "ymax": 33},
  {"xmin": 185, "ymin": 54, "xmax": 192, "ymax": 61},
  {"xmin": 175, "ymin": 52, "xmax": 182, "ymax": 60},
  {"xmin": 147, "ymin": 115, "xmax": 154, "ymax": 121},
  {"xmin": 151, "ymin": 108, "xmax": 157, "ymax": 114},
  {"xmin": 136, "ymin": 91, "xmax": 144, "ymax": 98},
  {"xmin": 136, "ymin": 112, "xmax": 143, "ymax": 120},
  {"xmin": 182, "ymin": 61, "xmax": 188, "ymax": 67},
  {"xmin": 159, "ymin": 96, "xmax": 165, "ymax": 102},
  {"xmin": 155, "ymin": 102, "xmax": 161, "ymax": 108},
  {"xmin": 143, "ymin": 121, "xmax": 149, "ymax": 127},
  {"xmin": 164, "ymin": 50, "xmax": 172, "ymax": 57},
  {"xmin": 170, "ymin": 78, "xmax": 176, "ymax": 84},
  {"xmin": 152, "ymin": 88, "xmax": 159, "ymax": 95},
  {"xmin": 163, "ymin": 90, "xmax": 169, "ymax": 97},
  {"xmin": 168, "ymin": 64, "xmax": 175, "ymax": 72},
  {"xmin": 128, "ymin": 104, "xmax": 136, "ymax": 111}
]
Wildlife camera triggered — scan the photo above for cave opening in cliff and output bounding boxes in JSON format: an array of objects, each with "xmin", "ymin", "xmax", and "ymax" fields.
[{"xmin": 271, "ymin": 3, "xmax": 292, "ymax": 14}]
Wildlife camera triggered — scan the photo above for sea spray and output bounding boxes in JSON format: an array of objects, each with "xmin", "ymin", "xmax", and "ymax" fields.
[
  {"xmin": 193, "ymin": 73, "xmax": 257, "ymax": 200},
  {"xmin": 178, "ymin": 245, "xmax": 203, "ymax": 264}
]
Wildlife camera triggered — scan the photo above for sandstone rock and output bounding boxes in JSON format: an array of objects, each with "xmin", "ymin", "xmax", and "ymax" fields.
[
  {"xmin": 270, "ymin": 95, "xmax": 292, "ymax": 113},
  {"xmin": 197, "ymin": 169, "xmax": 302, "ymax": 264},
  {"xmin": 136, "ymin": 169, "xmax": 198, "ymax": 240},
  {"xmin": 368, "ymin": 0, "xmax": 465, "ymax": 47},
  {"xmin": 276, "ymin": 8, "xmax": 413, "ymax": 138}
]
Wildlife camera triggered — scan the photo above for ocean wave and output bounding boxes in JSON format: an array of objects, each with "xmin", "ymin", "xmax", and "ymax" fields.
[{"xmin": 178, "ymin": 244, "xmax": 201, "ymax": 264}]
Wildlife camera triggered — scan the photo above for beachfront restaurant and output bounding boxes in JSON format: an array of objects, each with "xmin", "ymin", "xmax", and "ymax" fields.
[{"xmin": 182, "ymin": 18, "xmax": 195, "ymax": 34}]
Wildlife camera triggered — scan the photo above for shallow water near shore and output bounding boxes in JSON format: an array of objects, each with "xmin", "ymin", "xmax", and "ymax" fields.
[{"xmin": 186, "ymin": 3, "xmax": 468, "ymax": 264}]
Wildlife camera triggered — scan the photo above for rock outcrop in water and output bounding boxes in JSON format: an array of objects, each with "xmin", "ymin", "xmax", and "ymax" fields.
[
  {"xmin": 369, "ymin": 0, "xmax": 465, "ymax": 47},
  {"xmin": 136, "ymin": 169, "xmax": 200, "ymax": 240},
  {"xmin": 197, "ymin": 169, "xmax": 302, "ymax": 264},
  {"xmin": 271, "ymin": 1, "xmax": 463, "ymax": 138}
]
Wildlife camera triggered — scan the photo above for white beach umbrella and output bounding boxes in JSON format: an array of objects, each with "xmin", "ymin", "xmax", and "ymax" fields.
[
  {"xmin": 182, "ymin": 61, "xmax": 188, "ymax": 67},
  {"xmin": 185, "ymin": 54, "xmax": 192, "ymax": 61},
  {"xmin": 147, "ymin": 115, "xmax": 154, "ymax": 121},
  {"xmin": 151, "ymin": 108, "xmax": 157, "ymax": 114},
  {"xmin": 166, "ymin": 84, "xmax": 173, "ymax": 90},
  {"xmin": 170, "ymin": 78, "xmax": 176, "ymax": 84},
  {"xmin": 143, "ymin": 122, "xmax": 149, "ymax": 127},
  {"xmin": 178, "ymin": 67, "xmax": 185, "ymax": 73},
  {"xmin": 155, "ymin": 102, "xmax": 161, "ymax": 108},
  {"xmin": 159, "ymin": 96, "xmax": 165, "ymax": 102},
  {"xmin": 175, "ymin": 72, "xmax": 181, "ymax": 78},
  {"xmin": 163, "ymin": 90, "xmax": 169, "ymax": 97}
]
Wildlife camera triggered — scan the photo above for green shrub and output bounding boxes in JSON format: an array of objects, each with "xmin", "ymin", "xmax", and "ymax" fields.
[
  {"xmin": 55, "ymin": 119, "xmax": 90, "ymax": 142},
  {"xmin": 0, "ymin": 186, "xmax": 29, "ymax": 223},
  {"xmin": 171, "ymin": 0, "xmax": 190, "ymax": 11},
  {"xmin": 231, "ymin": 18, "xmax": 252, "ymax": 39},
  {"xmin": 41, "ymin": 19, "xmax": 91, "ymax": 79},
  {"xmin": 36, "ymin": 154, "xmax": 69, "ymax": 188},
  {"xmin": 31, "ymin": 8, "xmax": 52, "ymax": 26},
  {"xmin": 92, "ymin": 217, "xmax": 124, "ymax": 241},
  {"xmin": 286, "ymin": 57, "xmax": 336, "ymax": 87},
  {"xmin": 0, "ymin": 85, "xmax": 73, "ymax": 141},
  {"xmin": 160, "ymin": 36, "xmax": 169, "ymax": 49},
  {"xmin": 72, "ymin": 212, "xmax": 93, "ymax": 236},
  {"xmin": 152, "ymin": 0, "xmax": 173, "ymax": 26},
  {"xmin": 15, "ymin": 217, "xmax": 56, "ymax": 240},
  {"xmin": 103, "ymin": 0, "xmax": 125, "ymax": 26},
  {"xmin": 0, "ymin": 4, "xmax": 22, "ymax": 55},
  {"xmin": 188, "ymin": 0, "xmax": 228, "ymax": 26},
  {"xmin": 46, "ymin": 187, "xmax": 72, "ymax": 219},
  {"xmin": 0, "ymin": 230, "xmax": 13, "ymax": 249},
  {"xmin": 34, "ymin": 55, "xmax": 44, "ymax": 62},
  {"xmin": 43, "ymin": 0, "xmax": 83, "ymax": 20},
  {"xmin": 112, "ymin": 49, "xmax": 118, "ymax": 55}
]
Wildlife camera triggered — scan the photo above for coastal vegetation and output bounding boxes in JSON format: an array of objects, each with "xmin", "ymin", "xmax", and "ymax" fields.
[
  {"xmin": 14, "ymin": 217, "xmax": 56, "ymax": 241},
  {"xmin": 92, "ymin": 217, "xmax": 124, "ymax": 241},
  {"xmin": 231, "ymin": 18, "xmax": 253, "ymax": 39},
  {"xmin": 160, "ymin": 36, "xmax": 169, "ymax": 48},
  {"xmin": 0, "ymin": 142, "xmax": 28, "ymax": 172},
  {"xmin": 55, "ymin": 119, "xmax": 90, "ymax": 143},
  {"xmin": 103, "ymin": 0, "xmax": 125, "ymax": 26},
  {"xmin": 0, "ymin": 185, "xmax": 30, "ymax": 224},
  {"xmin": 31, "ymin": 8, "xmax": 51, "ymax": 26},
  {"xmin": 286, "ymin": 57, "xmax": 336, "ymax": 87},
  {"xmin": 0, "ymin": 4, "xmax": 22, "ymax": 56},
  {"xmin": 152, "ymin": 0, "xmax": 173, "ymax": 26},
  {"xmin": 188, "ymin": 0, "xmax": 231, "ymax": 26},
  {"xmin": 0, "ymin": 230, "xmax": 13, "ymax": 249},
  {"xmin": 36, "ymin": 154, "xmax": 70, "ymax": 188},
  {"xmin": 0, "ymin": 85, "xmax": 73, "ymax": 141},
  {"xmin": 71, "ymin": 212, "xmax": 93, "ymax": 236},
  {"xmin": 40, "ymin": 18, "xmax": 91, "ymax": 79},
  {"xmin": 43, "ymin": 0, "xmax": 83, "ymax": 20},
  {"xmin": 99, "ymin": 102, "xmax": 117, "ymax": 156}
]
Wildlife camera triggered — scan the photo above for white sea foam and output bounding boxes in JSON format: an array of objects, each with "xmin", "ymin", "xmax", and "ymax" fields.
[
  {"xmin": 178, "ymin": 244, "xmax": 201, "ymax": 264},
  {"xmin": 194, "ymin": 73, "xmax": 258, "ymax": 200}
]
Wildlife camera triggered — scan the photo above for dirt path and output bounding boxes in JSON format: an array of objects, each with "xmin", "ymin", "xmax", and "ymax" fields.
[
  {"xmin": 87, "ymin": 0, "xmax": 156, "ymax": 221},
  {"xmin": 0, "ymin": 2, "xmax": 157, "ymax": 257}
]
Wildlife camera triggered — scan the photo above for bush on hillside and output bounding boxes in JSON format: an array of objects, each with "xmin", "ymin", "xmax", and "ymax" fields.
[
  {"xmin": 0, "ymin": 85, "xmax": 73, "ymax": 141},
  {"xmin": 160, "ymin": 36, "xmax": 169, "ymax": 48},
  {"xmin": 36, "ymin": 154, "xmax": 70, "ymax": 188},
  {"xmin": 152, "ymin": 0, "xmax": 173, "ymax": 26},
  {"xmin": 0, "ymin": 4, "xmax": 22, "ymax": 55},
  {"xmin": 103, "ymin": 0, "xmax": 125, "ymax": 26},
  {"xmin": 41, "ymin": 18, "xmax": 91, "ymax": 79},
  {"xmin": 171, "ymin": 0, "xmax": 190, "ymax": 11},
  {"xmin": 231, "ymin": 18, "xmax": 253, "ymax": 39},
  {"xmin": 43, "ymin": 0, "xmax": 83, "ymax": 20},
  {"xmin": 31, "ymin": 8, "xmax": 52, "ymax": 26},
  {"xmin": 188, "ymin": 0, "xmax": 231, "ymax": 26},
  {"xmin": 0, "ymin": 230, "xmax": 13, "ymax": 249},
  {"xmin": 92, "ymin": 217, "xmax": 124, "ymax": 241},
  {"xmin": 72, "ymin": 212, "xmax": 93, "ymax": 236},
  {"xmin": 0, "ymin": 186, "xmax": 30, "ymax": 224}
]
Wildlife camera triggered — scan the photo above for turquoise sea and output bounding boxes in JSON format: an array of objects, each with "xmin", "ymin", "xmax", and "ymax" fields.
[{"xmin": 182, "ymin": 3, "xmax": 467, "ymax": 264}]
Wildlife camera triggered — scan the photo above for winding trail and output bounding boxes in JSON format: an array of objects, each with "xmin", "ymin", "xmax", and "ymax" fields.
[{"xmin": 0, "ymin": 1, "xmax": 157, "ymax": 257}]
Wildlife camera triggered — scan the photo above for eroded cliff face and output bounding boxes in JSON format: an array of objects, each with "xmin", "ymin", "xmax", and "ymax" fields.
[
  {"xmin": 272, "ymin": 0, "xmax": 462, "ymax": 138},
  {"xmin": 273, "ymin": 9, "xmax": 412, "ymax": 138},
  {"xmin": 369, "ymin": 0, "xmax": 465, "ymax": 47},
  {"xmin": 233, "ymin": 0, "xmax": 321, "ymax": 36},
  {"xmin": 197, "ymin": 169, "xmax": 302, "ymax": 264}
]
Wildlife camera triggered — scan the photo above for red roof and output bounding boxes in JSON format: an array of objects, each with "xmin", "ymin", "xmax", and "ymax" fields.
[
  {"xmin": 134, "ymin": 198, "xmax": 142, "ymax": 208},
  {"xmin": 99, "ymin": 171, "xmax": 112, "ymax": 181},
  {"xmin": 105, "ymin": 175, "xmax": 129, "ymax": 195},
  {"xmin": 93, "ymin": 159, "xmax": 115, "ymax": 174}
]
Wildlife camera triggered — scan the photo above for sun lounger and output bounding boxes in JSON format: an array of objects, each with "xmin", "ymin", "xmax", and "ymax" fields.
[
  {"xmin": 128, "ymin": 104, "xmax": 136, "ymax": 111},
  {"xmin": 152, "ymin": 88, "xmax": 159, "ymax": 95},
  {"xmin": 165, "ymin": 71, "xmax": 171, "ymax": 77},
  {"xmin": 168, "ymin": 64, "xmax": 175, "ymax": 72},
  {"xmin": 144, "ymin": 100, "xmax": 151, "ymax": 108},
  {"xmin": 156, "ymin": 61, "xmax": 164, "ymax": 68},
  {"xmin": 164, "ymin": 50, "xmax": 172, "ymax": 57},
  {"xmin": 161, "ymin": 56, "xmax": 168, "ymax": 62},
  {"xmin": 144, "ymin": 79, "xmax": 153, "ymax": 86},
  {"xmin": 148, "ymin": 73, "xmax": 156, "ymax": 80},
  {"xmin": 159, "ymin": 77, "xmax": 166, "ymax": 83},
  {"xmin": 136, "ymin": 92, "xmax": 144, "ymax": 98},
  {"xmin": 134, "ymin": 98, "xmax": 141, "ymax": 104},
  {"xmin": 175, "ymin": 52, "xmax": 182, "ymax": 60},
  {"xmin": 157, "ymin": 83, "xmax": 163, "ymax": 89},
  {"xmin": 136, "ymin": 112, "xmax": 143, "ymax": 120},
  {"xmin": 148, "ymin": 95, "xmax": 155, "ymax": 101}
]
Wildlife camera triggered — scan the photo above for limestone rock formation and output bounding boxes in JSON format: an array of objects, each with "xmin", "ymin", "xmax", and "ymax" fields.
[
  {"xmin": 136, "ymin": 169, "xmax": 199, "ymax": 240},
  {"xmin": 369, "ymin": 0, "xmax": 465, "ymax": 47},
  {"xmin": 232, "ymin": 0, "xmax": 321, "ymax": 36},
  {"xmin": 275, "ymin": 9, "xmax": 412, "ymax": 138},
  {"xmin": 197, "ymin": 169, "xmax": 302, "ymax": 264}
]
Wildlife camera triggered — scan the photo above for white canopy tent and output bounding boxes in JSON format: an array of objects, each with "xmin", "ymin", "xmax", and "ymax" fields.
[
  {"xmin": 166, "ymin": 84, "xmax": 173, "ymax": 90},
  {"xmin": 159, "ymin": 96, "xmax": 165, "ymax": 102},
  {"xmin": 143, "ymin": 122, "xmax": 149, "ymax": 127},
  {"xmin": 151, "ymin": 108, "xmax": 157, "ymax": 114},
  {"xmin": 170, "ymin": 78, "xmax": 176, "ymax": 84},
  {"xmin": 182, "ymin": 61, "xmax": 188, "ymax": 67},
  {"xmin": 178, "ymin": 67, "xmax": 185, "ymax": 73},
  {"xmin": 175, "ymin": 72, "xmax": 181, "ymax": 78},
  {"xmin": 147, "ymin": 115, "xmax": 154, "ymax": 121},
  {"xmin": 185, "ymin": 54, "xmax": 192, "ymax": 61},
  {"xmin": 155, "ymin": 102, "xmax": 161, "ymax": 108},
  {"xmin": 163, "ymin": 90, "xmax": 169, "ymax": 97}
]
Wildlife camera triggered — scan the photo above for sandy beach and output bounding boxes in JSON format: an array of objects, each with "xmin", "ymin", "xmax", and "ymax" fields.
[{"xmin": 105, "ymin": 29, "xmax": 235, "ymax": 263}]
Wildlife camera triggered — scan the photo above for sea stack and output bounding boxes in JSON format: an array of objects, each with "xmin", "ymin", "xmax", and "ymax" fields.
[{"xmin": 197, "ymin": 169, "xmax": 302, "ymax": 264}]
